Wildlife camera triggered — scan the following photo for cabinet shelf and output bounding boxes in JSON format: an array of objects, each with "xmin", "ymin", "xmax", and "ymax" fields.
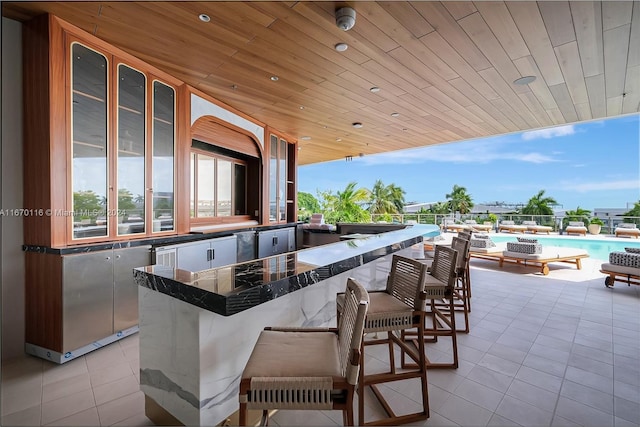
[
  {"xmin": 73, "ymin": 89, "xmax": 105, "ymax": 103},
  {"xmin": 119, "ymin": 105, "xmax": 142, "ymax": 115},
  {"xmin": 73, "ymin": 140, "xmax": 104, "ymax": 150},
  {"xmin": 153, "ymin": 116, "xmax": 173, "ymax": 125}
]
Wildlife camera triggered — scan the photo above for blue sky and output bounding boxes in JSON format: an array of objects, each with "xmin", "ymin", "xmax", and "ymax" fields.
[{"xmin": 298, "ymin": 114, "xmax": 640, "ymax": 212}]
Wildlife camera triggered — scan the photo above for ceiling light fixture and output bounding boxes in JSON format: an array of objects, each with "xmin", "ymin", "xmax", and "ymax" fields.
[
  {"xmin": 335, "ymin": 43, "xmax": 348, "ymax": 52},
  {"xmin": 352, "ymin": 122, "xmax": 363, "ymax": 128},
  {"xmin": 270, "ymin": 76, "xmax": 279, "ymax": 81},
  {"xmin": 391, "ymin": 112, "xmax": 400, "ymax": 117},
  {"xmin": 300, "ymin": 136, "xmax": 311, "ymax": 141},
  {"xmin": 198, "ymin": 14, "xmax": 211, "ymax": 22},
  {"xmin": 370, "ymin": 86, "xmax": 380, "ymax": 93},
  {"xmin": 299, "ymin": 106, "xmax": 305, "ymax": 110},
  {"xmin": 513, "ymin": 76, "xmax": 536, "ymax": 85},
  {"xmin": 336, "ymin": 138, "xmax": 342, "ymax": 142}
]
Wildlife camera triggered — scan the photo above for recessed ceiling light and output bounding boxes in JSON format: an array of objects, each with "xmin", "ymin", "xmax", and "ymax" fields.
[
  {"xmin": 336, "ymin": 138, "xmax": 342, "ymax": 142},
  {"xmin": 335, "ymin": 43, "xmax": 349, "ymax": 52},
  {"xmin": 270, "ymin": 76, "xmax": 279, "ymax": 81},
  {"xmin": 300, "ymin": 136, "xmax": 311, "ymax": 141},
  {"xmin": 513, "ymin": 76, "xmax": 536, "ymax": 85},
  {"xmin": 391, "ymin": 112, "xmax": 400, "ymax": 117},
  {"xmin": 370, "ymin": 87, "xmax": 380, "ymax": 93},
  {"xmin": 198, "ymin": 14, "xmax": 211, "ymax": 22},
  {"xmin": 352, "ymin": 122, "xmax": 363, "ymax": 128},
  {"xmin": 299, "ymin": 106, "xmax": 305, "ymax": 110}
]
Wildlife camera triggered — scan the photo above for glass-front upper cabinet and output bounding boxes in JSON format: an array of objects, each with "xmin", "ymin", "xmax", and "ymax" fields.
[
  {"xmin": 269, "ymin": 134, "xmax": 288, "ymax": 223},
  {"xmin": 71, "ymin": 43, "xmax": 109, "ymax": 240},
  {"xmin": 69, "ymin": 41, "xmax": 176, "ymax": 242}
]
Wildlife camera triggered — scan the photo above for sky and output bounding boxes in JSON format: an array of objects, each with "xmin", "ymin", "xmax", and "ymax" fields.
[{"xmin": 298, "ymin": 114, "xmax": 640, "ymax": 212}]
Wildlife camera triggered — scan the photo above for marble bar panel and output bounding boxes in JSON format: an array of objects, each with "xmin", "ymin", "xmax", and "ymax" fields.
[{"xmin": 139, "ymin": 245, "xmax": 418, "ymax": 426}]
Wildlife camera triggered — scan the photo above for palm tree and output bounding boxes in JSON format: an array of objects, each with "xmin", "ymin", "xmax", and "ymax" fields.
[
  {"xmin": 564, "ymin": 206, "xmax": 591, "ymax": 227},
  {"xmin": 446, "ymin": 185, "xmax": 473, "ymax": 215},
  {"xmin": 428, "ymin": 202, "xmax": 450, "ymax": 214},
  {"xmin": 521, "ymin": 190, "xmax": 557, "ymax": 216},
  {"xmin": 320, "ymin": 182, "xmax": 370, "ymax": 224},
  {"xmin": 368, "ymin": 180, "xmax": 406, "ymax": 215}
]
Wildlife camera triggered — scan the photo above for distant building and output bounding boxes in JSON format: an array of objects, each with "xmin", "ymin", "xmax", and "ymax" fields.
[{"xmin": 593, "ymin": 207, "xmax": 632, "ymax": 228}]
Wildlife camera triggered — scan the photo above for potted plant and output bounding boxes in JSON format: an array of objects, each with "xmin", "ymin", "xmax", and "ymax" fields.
[{"xmin": 589, "ymin": 217, "xmax": 604, "ymax": 235}]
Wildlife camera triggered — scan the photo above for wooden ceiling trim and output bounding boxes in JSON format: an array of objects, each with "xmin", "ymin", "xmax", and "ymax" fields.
[
  {"xmin": 570, "ymin": 2, "xmax": 605, "ymax": 78},
  {"xmin": 622, "ymin": 66, "xmax": 640, "ymax": 114},
  {"xmin": 447, "ymin": 77, "xmax": 520, "ymax": 132},
  {"xmin": 506, "ymin": 2, "xmax": 565, "ymax": 87},
  {"xmin": 517, "ymin": 91, "xmax": 554, "ymax": 128},
  {"xmin": 411, "ymin": 2, "xmax": 492, "ymax": 72},
  {"xmin": 554, "ymin": 41, "xmax": 590, "ymax": 105},
  {"xmin": 546, "ymin": 108, "xmax": 565, "ymax": 125},
  {"xmin": 537, "ymin": 2, "xmax": 576, "ymax": 48},
  {"xmin": 602, "ymin": 1, "xmax": 633, "ymax": 31},
  {"xmin": 478, "ymin": 67, "xmax": 541, "ymax": 128},
  {"xmin": 607, "ymin": 96, "xmax": 624, "ymax": 116},
  {"xmin": 575, "ymin": 103, "xmax": 593, "ymax": 122},
  {"xmin": 457, "ymin": 12, "xmax": 530, "ymax": 95},
  {"xmin": 513, "ymin": 55, "xmax": 560, "ymax": 111},
  {"xmin": 191, "ymin": 117, "xmax": 261, "ymax": 158},
  {"xmin": 377, "ymin": 1, "xmax": 434, "ymax": 38},
  {"xmin": 466, "ymin": 104, "xmax": 510, "ymax": 134},
  {"xmin": 474, "ymin": 2, "xmax": 530, "ymax": 61},
  {"xmin": 419, "ymin": 31, "xmax": 500, "ymax": 101},
  {"xmin": 585, "ymin": 74, "xmax": 607, "ymax": 119},
  {"xmin": 628, "ymin": 3, "xmax": 640, "ymax": 68},
  {"xmin": 603, "ymin": 24, "xmax": 631, "ymax": 99},
  {"xmin": 349, "ymin": 5, "xmax": 401, "ymax": 54},
  {"xmin": 442, "ymin": 2, "xmax": 477, "ymax": 21},
  {"xmin": 487, "ymin": 96, "xmax": 529, "ymax": 130},
  {"xmin": 548, "ymin": 83, "xmax": 579, "ymax": 122}
]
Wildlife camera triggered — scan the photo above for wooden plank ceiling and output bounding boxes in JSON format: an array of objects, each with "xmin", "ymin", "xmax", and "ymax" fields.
[{"xmin": 3, "ymin": 1, "xmax": 639, "ymax": 165}]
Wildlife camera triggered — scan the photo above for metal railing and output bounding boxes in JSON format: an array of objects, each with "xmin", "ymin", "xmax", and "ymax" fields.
[{"xmin": 369, "ymin": 213, "xmax": 640, "ymax": 235}]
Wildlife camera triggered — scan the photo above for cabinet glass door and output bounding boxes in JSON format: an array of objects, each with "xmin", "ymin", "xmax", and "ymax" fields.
[
  {"xmin": 152, "ymin": 81, "xmax": 175, "ymax": 232},
  {"xmin": 279, "ymin": 138, "xmax": 287, "ymax": 222},
  {"xmin": 269, "ymin": 134, "xmax": 278, "ymax": 222},
  {"xmin": 71, "ymin": 43, "xmax": 108, "ymax": 240},
  {"xmin": 116, "ymin": 65, "xmax": 146, "ymax": 235}
]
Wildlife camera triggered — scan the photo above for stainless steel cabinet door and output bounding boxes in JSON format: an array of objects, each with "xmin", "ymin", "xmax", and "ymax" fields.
[
  {"xmin": 176, "ymin": 241, "xmax": 212, "ymax": 272},
  {"xmin": 113, "ymin": 246, "xmax": 151, "ymax": 331},
  {"xmin": 62, "ymin": 252, "xmax": 114, "ymax": 352},
  {"xmin": 209, "ymin": 236, "xmax": 237, "ymax": 268}
]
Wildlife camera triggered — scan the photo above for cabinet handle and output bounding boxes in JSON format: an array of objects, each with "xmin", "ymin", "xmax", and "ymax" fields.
[
  {"xmin": 116, "ymin": 255, "xmax": 121, "ymax": 259},
  {"xmin": 105, "ymin": 256, "xmax": 111, "ymax": 260},
  {"xmin": 207, "ymin": 248, "xmax": 215, "ymax": 262},
  {"xmin": 273, "ymin": 236, "xmax": 278, "ymax": 246}
]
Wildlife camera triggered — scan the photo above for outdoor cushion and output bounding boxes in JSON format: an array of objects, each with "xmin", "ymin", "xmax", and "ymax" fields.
[
  {"xmin": 609, "ymin": 251, "xmax": 640, "ymax": 268},
  {"xmin": 600, "ymin": 262, "xmax": 640, "ymax": 276},
  {"xmin": 568, "ymin": 221, "xmax": 586, "ymax": 227},
  {"xmin": 522, "ymin": 221, "xmax": 537, "ymax": 226},
  {"xmin": 618, "ymin": 223, "xmax": 637, "ymax": 229},
  {"xmin": 507, "ymin": 241, "xmax": 542, "ymax": 254},
  {"xmin": 501, "ymin": 220, "xmax": 515, "ymax": 225},
  {"xmin": 517, "ymin": 237, "xmax": 538, "ymax": 244},
  {"xmin": 625, "ymin": 247, "xmax": 640, "ymax": 254},
  {"xmin": 470, "ymin": 237, "xmax": 496, "ymax": 248}
]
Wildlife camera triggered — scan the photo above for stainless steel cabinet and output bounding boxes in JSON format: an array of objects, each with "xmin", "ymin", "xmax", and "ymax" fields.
[
  {"xmin": 257, "ymin": 228, "xmax": 295, "ymax": 258},
  {"xmin": 156, "ymin": 235, "xmax": 238, "ymax": 272},
  {"xmin": 61, "ymin": 246, "xmax": 151, "ymax": 352}
]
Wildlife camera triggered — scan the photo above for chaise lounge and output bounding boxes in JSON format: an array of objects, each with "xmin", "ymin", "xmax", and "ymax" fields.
[
  {"xmin": 565, "ymin": 221, "xmax": 587, "ymax": 236},
  {"xmin": 522, "ymin": 220, "xmax": 552, "ymax": 234},
  {"xmin": 600, "ymin": 248, "xmax": 640, "ymax": 287},
  {"xmin": 614, "ymin": 223, "xmax": 640, "ymax": 238},
  {"xmin": 441, "ymin": 218, "xmax": 469, "ymax": 233},
  {"xmin": 464, "ymin": 219, "xmax": 493, "ymax": 232},
  {"xmin": 498, "ymin": 220, "xmax": 527, "ymax": 233},
  {"xmin": 469, "ymin": 237, "xmax": 589, "ymax": 275}
]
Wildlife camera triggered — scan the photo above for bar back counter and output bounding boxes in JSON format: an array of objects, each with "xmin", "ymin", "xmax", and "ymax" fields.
[{"xmin": 134, "ymin": 224, "xmax": 439, "ymax": 426}]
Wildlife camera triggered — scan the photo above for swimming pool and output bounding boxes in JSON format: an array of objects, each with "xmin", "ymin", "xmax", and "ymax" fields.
[{"xmin": 489, "ymin": 235, "xmax": 640, "ymax": 261}]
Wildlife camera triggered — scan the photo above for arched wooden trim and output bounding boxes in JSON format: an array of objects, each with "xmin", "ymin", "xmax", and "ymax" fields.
[{"xmin": 191, "ymin": 116, "xmax": 263, "ymax": 158}]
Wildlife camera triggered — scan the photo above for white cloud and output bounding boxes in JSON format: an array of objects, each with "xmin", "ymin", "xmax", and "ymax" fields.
[
  {"xmin": 521, "ymin": 125, "xmax": 576, "ymax": 140},
  {"xmin": 357, "ymin": 140, "xmax": 559, "ymax": 166},
  {"xmin": 559, "ymin": 179, "xmax": 640, "ymax": 193}
]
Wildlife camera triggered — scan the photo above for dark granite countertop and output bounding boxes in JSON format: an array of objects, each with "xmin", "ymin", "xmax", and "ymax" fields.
[
  {"xmin": 134, "ymin": 225, "xmax": 440, "ymax": 316},
  {"xmin": 22, "ymin": 222, "xmax": 301, "ymax": 255}
]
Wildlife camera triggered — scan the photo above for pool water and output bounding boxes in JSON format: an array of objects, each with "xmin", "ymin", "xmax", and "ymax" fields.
[{"xmin": 489, "ymin": 235, "xmax": 640, "ymax": 261}]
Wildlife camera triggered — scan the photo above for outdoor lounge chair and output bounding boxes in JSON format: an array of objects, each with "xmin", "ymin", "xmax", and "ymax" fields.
[
  {"xmin": 498, "ymin": 220, "xmax": 527, "ymax": 233},
  {"xmin": 565, "ymin": 221, "xmax": 587, "ymax": 236},
  {"xmin": 522, "ymin": 220, "xmax": 552, "ymax": 234},
  {"xmin": 463, "ymin": 219, "xmax": 493, "ymax": 232},
  {"xmin": 600, "ymin": 248, "xmax": 640, "ymax": 287},
  {"xmin": 614, "ymin": 223, "xmax": 640, "ymax": 238},
  {"xmin": 440, "ymin": 218, "xmax": 468, "ymax": 233},
  {"xmin": 469, "ymin": 238, "xmax": 589, "ymax": 275}
]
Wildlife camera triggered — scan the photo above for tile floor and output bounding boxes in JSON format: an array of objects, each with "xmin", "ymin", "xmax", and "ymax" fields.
[{"xmin": 2, "ymin": 256, "xmax": 639, "ymax": 426}]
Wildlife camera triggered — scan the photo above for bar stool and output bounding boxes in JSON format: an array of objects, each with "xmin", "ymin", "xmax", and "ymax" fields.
[
  {"xmin": 403, "ymin": 245, "xmax": 460, "ymax": 369},
  {"xmin": 338, "ymin": 254, "xmax": 431, "ymax": 425},
  {"xmin": 239, "ymin": 278, "xmax": 369, "ymax": 426}
]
